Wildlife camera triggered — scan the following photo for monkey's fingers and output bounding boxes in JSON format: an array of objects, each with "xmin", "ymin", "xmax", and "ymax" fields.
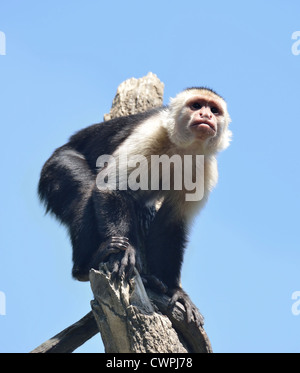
[
  {"xmin": 109, "ymin": 253, "xmax": 122, "ymax": 282},
  {"xmin": 99, "ymin": 236, "xmax": 130, "ymax": 262},
  {"xmin": 192, "ymin": 308, "xmax": 204, "ymax": 328},
  {"xmin": 169, "ymin": 290, "xmax": 180, "ymax": 305},
  {"xmin": 107, "ymin": 242, "xmax": 127, "ymax": 250},
  {"xmin": 118, "ymin": 246, "xmax": 136, "ymax": 280},
  {"xmin": 98, "ymin": 247, "xmax": 122, "ymax": 261},
  {"xmin": 184, "ymin": 302, "xmax": 194, "ymax": 325},
  {"xmin": 168, "ymin": 288, "xmax": 204, "ymax": 327},
  {"xmin": 96, "ymin": 237, "xmax": 127, "ymax": 262},
  {"xmin": 111, "ymin": 236, "xmax": 129, "ymax": 242},
  {"xmin": 110, "ymin": 236, "xmax": 129, "ymax": 248}
]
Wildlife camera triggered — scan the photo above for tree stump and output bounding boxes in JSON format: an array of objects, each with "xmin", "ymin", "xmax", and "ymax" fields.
[{"xmin": 103, "ymin": 72, "xmax": 164, "ymax": 121}]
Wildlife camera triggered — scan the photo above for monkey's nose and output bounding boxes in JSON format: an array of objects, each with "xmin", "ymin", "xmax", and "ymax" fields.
[{"xmin": 200, "ymin": 108, "xmax": 212, "ymax": 119}]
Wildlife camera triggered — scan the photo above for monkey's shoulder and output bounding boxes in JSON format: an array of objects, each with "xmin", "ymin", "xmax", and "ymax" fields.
[{"xmin": 68, "ymin": 106, "xmax": 165, "ymax": 155}]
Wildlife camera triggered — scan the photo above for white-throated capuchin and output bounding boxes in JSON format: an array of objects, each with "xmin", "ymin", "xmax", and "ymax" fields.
[{"xmin": 38, "ymin": 87, "xmax": 232, "ymax": 325}]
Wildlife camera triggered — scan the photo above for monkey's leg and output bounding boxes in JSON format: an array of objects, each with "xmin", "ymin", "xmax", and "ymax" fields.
[
  {"xmin": 39, "ymin": 148, "xmax": 141, "ymax": 281},
  {"xmin": 145, "ymin": 200, "xmax": 186, "ymax": 289},
  {"xmin": 145, "ymin": 201, "xmax": 203, "ymax": 326},
  {"xmin": 38, "ymin": 147, "xmax": 106, "ymax": 281}
]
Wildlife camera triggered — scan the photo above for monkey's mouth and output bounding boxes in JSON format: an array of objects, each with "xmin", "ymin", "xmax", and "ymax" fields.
[{"xmin": 190, "ymin": 120, "xmax": 216, "ymax": 132}]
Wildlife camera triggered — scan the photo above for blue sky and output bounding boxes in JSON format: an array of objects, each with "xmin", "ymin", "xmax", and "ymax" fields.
[{"xmin": 0, "ymin": 0, "xmax": 300, "ymax": 353}]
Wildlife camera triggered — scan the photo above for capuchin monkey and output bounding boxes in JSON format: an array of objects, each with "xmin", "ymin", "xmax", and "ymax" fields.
[{"xmin": 38, "ymin": 87, "xmax": 232, "ymax": 325}]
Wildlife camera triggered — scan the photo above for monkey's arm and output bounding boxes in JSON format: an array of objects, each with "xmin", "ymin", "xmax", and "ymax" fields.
[{"xmin": 90, "ymin": 189, "xmax": 142, "ymax": 279}]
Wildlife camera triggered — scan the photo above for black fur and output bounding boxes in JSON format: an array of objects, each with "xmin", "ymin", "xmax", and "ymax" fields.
[{"xmin": 38, "ymin": 107, "xmax": 186, "ymax": 286}]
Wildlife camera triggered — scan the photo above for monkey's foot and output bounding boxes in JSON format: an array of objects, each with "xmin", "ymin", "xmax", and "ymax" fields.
[{"xmin": 168, "ymin": 288, "xmax": 204, "ymax": 327}]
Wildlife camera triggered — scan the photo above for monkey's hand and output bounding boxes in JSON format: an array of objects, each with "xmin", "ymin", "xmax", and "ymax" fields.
[
  {"xmin": 168, "ymin": 288, "xmax": 204, "ymax": 327},
  {"xmin": 97, "ymin": 236, "xmax": 141, "ymax": 281}
]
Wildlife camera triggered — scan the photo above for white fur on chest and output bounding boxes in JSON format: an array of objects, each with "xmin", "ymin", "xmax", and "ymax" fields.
[{"xmin": 106, "ymin": 114, "xmax": 219, "ymax": 219}]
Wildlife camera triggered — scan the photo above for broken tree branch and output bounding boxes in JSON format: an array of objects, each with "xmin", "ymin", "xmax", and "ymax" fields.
[{"xmin": 30, "ymin": 311, "xmax": 98, "ymax": 353}]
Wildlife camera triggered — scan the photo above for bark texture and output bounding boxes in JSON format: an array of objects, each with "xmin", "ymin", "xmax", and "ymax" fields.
[{"xmin": 90, "ymin": 266, "xmax": 212, "ymax": 353}]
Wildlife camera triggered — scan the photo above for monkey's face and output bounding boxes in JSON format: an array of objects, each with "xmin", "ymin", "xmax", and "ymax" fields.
[
  {"xmin": 186, "ymin": 96, "xmax": 222, "ymax": 141},
  {"xmin": 166, "ymin": 89, "xmax": 232, "ymax": 153}
]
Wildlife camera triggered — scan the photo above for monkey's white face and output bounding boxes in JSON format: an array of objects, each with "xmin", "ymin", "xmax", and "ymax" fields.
[
  {"xmin": 166, "ymin": 89, "xmax": 232, "ymax": 153},
  {"xmin": 186, "ymin": 96, "xmax": 223, "ymax": 141}
]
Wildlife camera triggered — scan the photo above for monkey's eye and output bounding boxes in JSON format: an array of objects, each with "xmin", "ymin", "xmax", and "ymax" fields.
[
  {"xmin": 190, "ymin": 102, "xmax": 202, "ymax": 110},
  {"xmin": 211, "ymin": 107, "xmax": 219, "ymax": 114}
]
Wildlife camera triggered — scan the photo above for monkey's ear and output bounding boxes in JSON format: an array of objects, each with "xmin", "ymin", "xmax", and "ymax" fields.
[
  {"xmin": 168, "ymin": 95, "xmax": 179, "ymax": 109},
  {"xmin": 168, "ymin": 92, "xmax": 190, "ymax": 114}
]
